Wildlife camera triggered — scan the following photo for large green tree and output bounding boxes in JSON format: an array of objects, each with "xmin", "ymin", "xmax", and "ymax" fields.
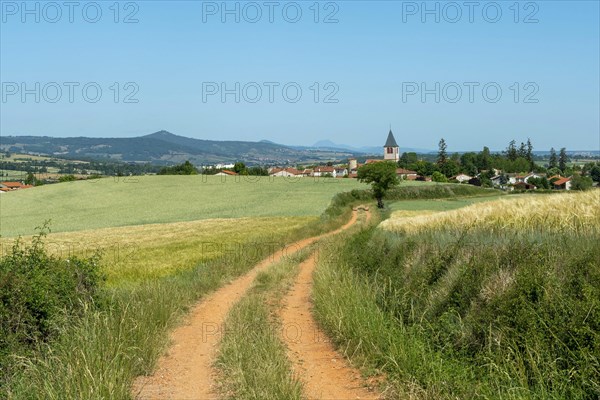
[
  {"xmin": 357, "ymin": 161, "xmax": 399, "ymax": 209},
  {"xmin": 559, "ymin": 148, "xmax": 568, "ymax": 172},
  {"xmin": 549, "ymin": 148, "xmax": 558, "ymax": 169},
  {"xmin": 437, "ymin": 138, "xmax": 448, "ymax": 167}
]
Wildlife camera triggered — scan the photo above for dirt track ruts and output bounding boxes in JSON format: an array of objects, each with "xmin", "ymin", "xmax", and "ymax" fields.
[
  {"xmin": 132, "ymin": 210, "xmax": 361, "ymax": 399},
  {"xmin": 279, "ymin": 209, "xmax": 379, "ymax": 400}
]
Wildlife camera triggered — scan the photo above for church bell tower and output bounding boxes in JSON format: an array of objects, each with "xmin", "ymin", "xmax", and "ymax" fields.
[{"xmin": 383, "ymin": 129, "xmax": 399, "ymax": 161}]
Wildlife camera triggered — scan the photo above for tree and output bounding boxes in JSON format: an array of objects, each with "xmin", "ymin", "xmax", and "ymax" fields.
[
  {"xmin": 589, "ymin": 164, "xmax": 600, "ymax": 183},
  {"xmin": 24, "ymin": 172, "xmax": 36, "ymax": 185},
  {"xmin": 357, "ymin": 161, "xmax": 399, "ymax": 209},
  {"xmin": 547, "ymin": 167, "xmax": 561, "ymax": 178},
  {"xmin": 549, "ymin": 148, "xmax": 558, "ymax": 169},
  {"xmin": 414, "ymin": 160, "xmax": 437, "ymax": 177},
  {"xmin": 526, "ymin": 138, "xmax": 534, "ymax": 170},
  {"xmin": 233, "ymin": 162, "xmax": 247, "ymax": 175},
  {"xmin": 431, "ymin": 171, "xmax": 448, "ymax": 182},
  {"xmin": 437, "ymin": 138, "xmax": 448, "ymax": 167},
  {"xmin": 571, "ymin": 175, "xmax": 593, "ymax": 191},
  {"xmin": 527, "ymin": 177, "xmax": 550, "ymax": 190},
  {"xmin": 158, "ymin": 160, "xmax": 198, "ymax": 175},
  {"xmin": 518, "ymin": 142, "xmax": 527, "ymax": 159},
  {"xmin": 559, "ymin": 148, "xmax": 568, "ymax": 172},
  {"xmin": 58, "ymin": 174, "xmax": 76, "ymax": 182},
  {"xmin": 476, "ymin": 146, "xmax": 492, "ymax": 171},
  {"xmin": 398, "ymin": 152, "xmax": 418, "ymax": 168},
  {"xmin": 506, "ymin": 140, "xmax": 518, "ymax": 161}
]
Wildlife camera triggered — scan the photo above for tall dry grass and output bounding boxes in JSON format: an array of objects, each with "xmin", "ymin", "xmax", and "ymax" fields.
[{"xmin": 381, "ymin": 191, "xmax": 600, "ymax": 234}]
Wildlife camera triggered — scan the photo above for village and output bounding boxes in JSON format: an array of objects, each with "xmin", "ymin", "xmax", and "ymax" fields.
[
  {"xmin": 1, "ymin": 130, "xmax": 597, "ymax": 193},
  {"xmin": 213, "ymin": 130, "xmax": 588, "ymax": 191}
]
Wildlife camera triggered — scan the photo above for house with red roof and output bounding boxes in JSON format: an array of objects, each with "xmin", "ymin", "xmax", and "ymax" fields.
[
  {"xmin": 269, "ymin": 168, "xmax": 303, "ymax": 177},
  {"xmin": 214, "ymin": 170, "xmax": 238, "ymax": 176},
  {"xmin": 313, "ymin": 166, "xmax": 335, "ymax": 177},
  {"xmin": 550, "ymin": 175, "xmax": 572, "ymax": 190},
  {"xmin": 0, "ymin": 181, "xmax": 24, "ymax": 190},
  {"xmin": 397, "ymin": 168, "xmax": 418, "ymax": 180}
]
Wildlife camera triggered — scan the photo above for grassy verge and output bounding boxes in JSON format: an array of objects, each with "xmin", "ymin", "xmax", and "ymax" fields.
[
  {"xmin": 314, "ymin": 192, "xmax": 600, "ymax": 399},
  {"xmin": 5, "ymin": 235, "xmax": 287, "ymax": 399},
  {"xmin": 215, "ymin": 250, "xmax": 310, "ymax": 400}
]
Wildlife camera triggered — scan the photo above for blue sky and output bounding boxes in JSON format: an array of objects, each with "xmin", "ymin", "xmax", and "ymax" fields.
[{"xmin": 1, "ymin": 0, "xmax": 599, "ymax": 151}]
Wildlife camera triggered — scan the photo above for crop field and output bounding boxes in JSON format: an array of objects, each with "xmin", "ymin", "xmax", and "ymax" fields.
[
  {"xmin": 382, "ymin": 191, "xmax": 599, "ymax": 234},
  {"xmin": 314, "ymin": 189, "xmax": 600, "ymax": 399},
  {"xmin": 0, "ymin": 175, "xmax": 372, "ymax": 237},
  {"xmin": 1, "ymin": 216, "xmax": 315, "ymax": 285},
  {"xmin": 387, "ymin": 194, "xmax": 504, "ymax": 218},
  {"xmin": 0, "ymin": 173, "xmax": 371, "ymax": 398}
]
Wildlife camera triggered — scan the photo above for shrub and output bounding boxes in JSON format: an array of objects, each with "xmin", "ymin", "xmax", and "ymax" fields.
[
  {"xmin": 0, "ymin": 228, "xmax": 104, "ymax": 383},
  {"xmin": 431, "ymin": 171, "xmax": 448, "ymax": 182},
  {"xmin": 58, "ymin": 174, "xmax": 76, "ymax": 182},
  {"xmin": 571, "ymin": 174, "xmax": 593, "ymax": 191}
]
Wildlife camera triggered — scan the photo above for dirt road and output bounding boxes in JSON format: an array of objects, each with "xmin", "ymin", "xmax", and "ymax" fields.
[{"xmin": 132, "ymin": 210, "xmax": 363, "ymax": 399}]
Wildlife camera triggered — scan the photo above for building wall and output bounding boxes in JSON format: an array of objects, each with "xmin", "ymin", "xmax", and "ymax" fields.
[{"xmin": 384, "ymin": 146, "xmax": 399, "ymax": 161}]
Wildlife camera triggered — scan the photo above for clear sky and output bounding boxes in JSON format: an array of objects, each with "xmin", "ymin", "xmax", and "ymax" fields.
[{"xmin": 1, "ymin": 0, "xmax": 599, "ymax": 151}]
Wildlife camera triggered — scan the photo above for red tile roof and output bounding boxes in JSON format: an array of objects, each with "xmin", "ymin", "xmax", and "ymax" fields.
[
  {"xmin": 397, "ymin": 168, "xmax": 417, "ymax": 175},
  {"xmin": 219, "ymin": 170, "xmax": 238, "ymax": 175},
  {"xmin": 270, "ymin": 167, "xmax": 302, "ymax": 175},
  {"xmin": 553, "ymin": 177, "xmax": 571, "ymax": 186},
  {"xmin": 314, "ymin": 166, "xmax": 334, "ymax": 173},
  {"xmin": 1, "ymin": 181, "xmax": 23, "ymax": 188}
]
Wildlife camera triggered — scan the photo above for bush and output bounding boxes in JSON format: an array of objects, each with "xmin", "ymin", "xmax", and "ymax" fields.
[
  {"xmin": 431, "ymin": 171, "xmax": 448, "ymax": 182},
  {"xmin": 0, "ymin": 229, "xmax": 104, "ymax": 383},
  {"xmin": 58, "ymin": 174, "xmax": 76, "ymax": 182},
  {"xmin": 158, "ymin": 160, "xmax": 198, "ymax": 175},
  {"xmin": 571, "ymin": 174, "xmax": 593, "ymax": 191}
]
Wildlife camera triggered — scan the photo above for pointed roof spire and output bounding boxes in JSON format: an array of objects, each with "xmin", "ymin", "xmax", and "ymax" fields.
[{"xmin": 384, "ymin": 129, "xmax": 398, "ymax": 147}]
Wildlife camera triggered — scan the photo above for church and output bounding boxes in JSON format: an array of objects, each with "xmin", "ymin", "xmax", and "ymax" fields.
[
  {"xmin": 347, "ymin": 129, "xmax": 414, "ymax": 179},
  {"xmin": 383, "ymin": 129, "xmax": 400, "ymax": 162}
]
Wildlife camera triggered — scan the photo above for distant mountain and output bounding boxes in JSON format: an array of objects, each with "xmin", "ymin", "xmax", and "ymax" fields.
[{"xmin": 0, "ymin": 131, "xmax": 362, "ymax": 165}]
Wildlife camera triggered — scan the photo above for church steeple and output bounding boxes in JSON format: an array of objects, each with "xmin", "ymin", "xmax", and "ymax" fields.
[{"xmin": 383, "ymin": 129, "xmax": 399, "ymax": 161}]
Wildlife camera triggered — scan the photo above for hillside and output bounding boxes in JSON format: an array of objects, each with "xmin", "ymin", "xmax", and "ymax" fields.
[
  {"xmin": 0, "ymin": 131, "xmax": 361, "ymax": 165},
  {"xmin": 0, "ymin": 175, "xmax": 367, "ymax": 237}
]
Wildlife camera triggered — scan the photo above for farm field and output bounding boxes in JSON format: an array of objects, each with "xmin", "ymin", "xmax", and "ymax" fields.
[
  {"xmin": 382, "ymin": 191, "xmax": 598, "ymax": 234},
  {"xmin": 314, "ymin": 190, "xmax": 600, "ymax": 398},
  {"xmin": 0, "ymin": 216, "xmax": 315, "ymax": 285},
  {"xmin": 0, "ymin": 175, "xmax": 370, "ymax": 237},
  {"xmin": 1, "ymin": 178, "xmax": 369, "ymax": 398},
  {"xmin": 387, "ymin": 193, "xmax": 504, "ymax": 217}
]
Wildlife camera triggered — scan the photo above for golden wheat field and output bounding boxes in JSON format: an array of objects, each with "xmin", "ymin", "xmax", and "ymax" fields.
[
  {"xmin": 0, "ymin": 216, "xmax": 315, "ymax": 285},
  {"xmin": 380, "ymin": 191, "xmax": 600, "ymax": 234}
]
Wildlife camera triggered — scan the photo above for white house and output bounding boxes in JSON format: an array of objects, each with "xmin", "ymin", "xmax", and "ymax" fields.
[
  {"xmin": 313, "ymin": 166, "xmax": 336, "ymax": 177},
  {"xmin": 524, "ymin": 173, "xmax": 544, "ymax": 183},
  {"xmin": 269, "ymin": 167, "xmax": 303, "ymax": 177},
  {"xmin": 453, "ymin": 173, "xmax": 472, "ymax": 183},
  {"xmin": 214, "ymin": 170, "xmax": 238, "ymax": 177},
  {"xmin": 334, "ymin": 167, "xmax": 348, "ymax": 177},
  {"xmin": 397, "ymin": 168, "xmax": 418, "ymax": 180}
]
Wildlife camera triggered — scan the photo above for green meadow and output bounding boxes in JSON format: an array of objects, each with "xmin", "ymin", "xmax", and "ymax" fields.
[
  {"xmin": 0, "ymin": 175, "xmax": 368, "ymax": 237},
  {"xmin": 388, "ymin": 193, "xmax": 504, "ymax": 213}
]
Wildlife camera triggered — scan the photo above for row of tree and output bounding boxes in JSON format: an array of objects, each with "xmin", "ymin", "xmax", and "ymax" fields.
[{"xmin": 397, "ymin": 138, "xmax": 579, "ymax": 178}]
